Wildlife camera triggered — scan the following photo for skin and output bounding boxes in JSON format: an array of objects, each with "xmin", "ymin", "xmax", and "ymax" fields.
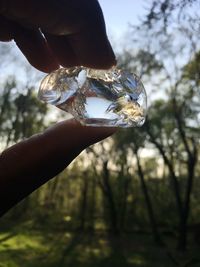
[
  {"xmin": 0, "ymin": 0, "xmax": 116, "ymax": 216},
  {"xmin": 0, "ymin": 0, "xmax": 116, "ymax": 72}
]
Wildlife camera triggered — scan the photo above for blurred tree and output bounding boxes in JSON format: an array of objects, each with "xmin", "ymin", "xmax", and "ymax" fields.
[
  {"xmin": 0, "ymin": 78, "xmax": 48, "ymax": 149},
  {"xmin": 145, "ymin": 94, "xmax": 198, "ymax": 250},
  {"xmin": 88, "ymin": 143, "xmax": 119, "ymax": 234},
  {"xmin": 0, "ymin": 77, "xmax": 48, "ymax": 218},
  {"xmin": 120, "ymin": 0, "xmax": 200, "ymax": 251},
  {"xmin": 114, "ymin": 127, "xmax": 163, "ymax": 245}
]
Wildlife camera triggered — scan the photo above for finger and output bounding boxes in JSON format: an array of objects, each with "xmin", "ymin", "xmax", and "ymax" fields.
[
  {"xmin": 0, "ymin": 119, "xmax": 116, "ymax": 216},
  {"xmin": 45, "ymin": 28, "xmax": 116, "ymax": 69},
  {"xmin": 13, "ymin": 25, "xmax": 59, "ymax": 72},
  {"xmin": 0, "ymin": 15, "xmax": 14, "ymax": 41},
  {"xmin": 68, "ymin": 28, "xmax": 116, "ymax": 69},
  {"xmin": 0, "ymin": 0, "xmax": 103, "ymax": 35},
  {"xmin": 0, "ymin": 16, "xmax": 60, "ymax": 72},
  {"xmin": 0, "ymin": 0, "xmax": 116, "ymax": 69},
  {"xmin": 0, "ymin": 0, "xmax": 86, "ymax": 35},
  {"xmin": 44, "ymin": 33, "xmax": 80, "ymax": 68}
]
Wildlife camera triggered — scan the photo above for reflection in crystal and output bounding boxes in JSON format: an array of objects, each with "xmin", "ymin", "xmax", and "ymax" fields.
[{"xmin": 38, "ymin": 67, "xmax": 147, "ymax": 127}]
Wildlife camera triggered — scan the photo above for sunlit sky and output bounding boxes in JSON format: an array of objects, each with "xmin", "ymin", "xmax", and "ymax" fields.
[{"xmin": 98, "ymin": 0, "xmax": 147, "ymax": 44}]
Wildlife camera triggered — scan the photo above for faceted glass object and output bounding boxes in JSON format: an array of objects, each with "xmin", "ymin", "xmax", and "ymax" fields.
[{"xmin": 38, "ymin": 67, "xmax": 147, "ymax": 127}]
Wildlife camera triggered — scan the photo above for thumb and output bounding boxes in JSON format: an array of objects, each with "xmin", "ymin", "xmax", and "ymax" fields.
[
  {"xmin": 0, "ymin": 0, "xmax": 106, "ymax": 35},
  {"xmin": 0, "ymin": 119, "xmax": 116, "ymax": 216}
]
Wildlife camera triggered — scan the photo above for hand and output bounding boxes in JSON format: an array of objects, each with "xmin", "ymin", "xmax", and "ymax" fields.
[
  {"xmin": 0, "ymin": 0, "xmax": 117, "ymax": 216},
  {"xmin": 0, "ymin": 0, "xmax": 116, "ymax": 72},
  {"xmin": 0, "ymin": 119, "xmax": 116, "ymax": 216}
]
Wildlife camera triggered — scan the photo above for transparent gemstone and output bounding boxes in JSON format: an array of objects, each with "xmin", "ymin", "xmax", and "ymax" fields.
[{"xmin": 38, "ymin": 67, "xmax": 147, "ymax": 127}]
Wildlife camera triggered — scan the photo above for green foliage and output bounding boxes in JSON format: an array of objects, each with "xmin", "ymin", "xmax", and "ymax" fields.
[
  {"xmin": 0, "ymin": 0, "xmax": 200, "ymax": 264},
  {"xmin": 0, "ymin": 77, "xmax": 48, "ymax": 147},
  {"xmin": 1, "ymin": 222, "xmax": 200, "ymax": 267},
  {"xmin": 143, "ymin": 0, "xmax": 199, "ymax": 31},
  {"xmin": 182, "ymin": 51, "xmax": 200, "ymax": 84},
  {"xmin": 118, "ymin": 49, "xmax": 163, "ymax": 76}
]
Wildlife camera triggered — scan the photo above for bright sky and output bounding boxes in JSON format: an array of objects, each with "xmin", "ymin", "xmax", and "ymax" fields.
[{"xmin": 98, "ymin": 0, "xmax": 147, "ymax": 42}]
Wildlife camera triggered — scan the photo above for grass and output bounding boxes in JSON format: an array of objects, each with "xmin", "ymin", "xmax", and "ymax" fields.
[{"xmin": 0, "ymin": 220, "xmax": 200, "ymax": 267}]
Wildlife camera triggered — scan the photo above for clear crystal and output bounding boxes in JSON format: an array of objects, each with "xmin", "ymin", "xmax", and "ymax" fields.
[{"xmin": 38, "ymin": 67, "xmax": 147, "ymax": 127}]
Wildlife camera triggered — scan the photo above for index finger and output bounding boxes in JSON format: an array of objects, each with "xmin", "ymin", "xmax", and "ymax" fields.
[{"xmin": 0, "ymin": 0, "xmax": 116, "ymax": 70}]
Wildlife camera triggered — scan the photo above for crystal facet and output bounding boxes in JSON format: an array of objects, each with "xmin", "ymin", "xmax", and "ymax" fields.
[{"xmin": 38, "ymin": 67, "xmax": 147, "ymax": 127}]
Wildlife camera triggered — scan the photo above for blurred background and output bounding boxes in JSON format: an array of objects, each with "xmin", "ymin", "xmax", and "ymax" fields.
[{"xmin": 0, "ymin": 0, "xmax": 200, "ymax": 266}]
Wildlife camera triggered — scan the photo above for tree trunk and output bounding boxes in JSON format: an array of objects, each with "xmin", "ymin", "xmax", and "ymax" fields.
[
  {"xmin": 78, "ymin": 174, "xmax": 88, "ymax": 231},
  {"xmin": 135, "ymin": 150, "xmax": 163, "ymax": 245},
  {"xmin": 102, "ymin": 160, "xmax": 119, "ymax": 234},
  {"xmin": 88, "ymin": 176, "xmax": 96, "ymax": 233},
  {"xmin": 119, "ymin": 173, "xmax": 130, "ymax": 232},
  {"xmin": 177, "ymin": 156, "xmax": 197, "ymax": 250},
  {"xmin": 173, "ymin": 99, "xmax": 198, "ymax": 251}
]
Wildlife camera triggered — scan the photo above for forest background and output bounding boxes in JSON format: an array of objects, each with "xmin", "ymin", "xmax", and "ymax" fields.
[{"xmin": 0, "ymin": 1, "xmax": 200, "ymax": 266}]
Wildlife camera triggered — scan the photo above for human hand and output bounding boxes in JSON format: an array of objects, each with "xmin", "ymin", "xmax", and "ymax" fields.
[
  {"xmin": 0, "ymin": 119, "xmax": 116, "ymax": 216},
  {"xmin": 0, "ymin": 0, "xmax": 116, "ymax": 72},
  {"xmin": 0, "ymin": 0, "xmax": 117, "ymax": 216}
]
